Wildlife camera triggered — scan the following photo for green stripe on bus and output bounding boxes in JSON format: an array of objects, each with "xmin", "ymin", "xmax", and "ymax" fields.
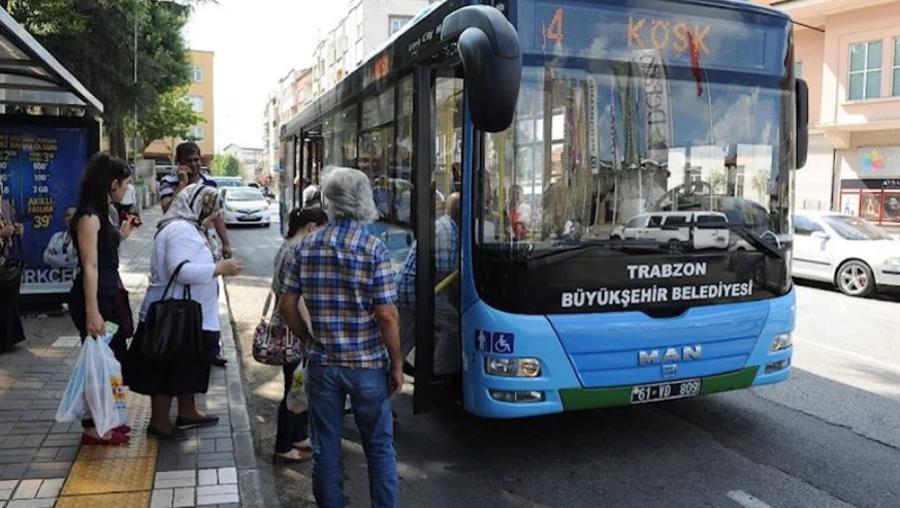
[{"xmin": 559, "ymin": 366, "xmax": 759, "ymax": 411}]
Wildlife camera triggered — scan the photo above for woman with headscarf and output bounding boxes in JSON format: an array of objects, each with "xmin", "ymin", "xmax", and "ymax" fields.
[{"xmin": 126, "ymin": 184, "xmax": 244, "ymax": 440}]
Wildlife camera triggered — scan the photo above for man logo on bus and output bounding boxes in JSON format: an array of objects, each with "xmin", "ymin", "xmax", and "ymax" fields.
[
  {"xmin": 474, "ymin": 330, "xmax": 516, "ymax": 354},
  {"xmin": 476, "ymin": 331, "xmax": 490, "ymax": 352},
  {"xmin": 638, "ymin": 346, "xmax": 702, "ymax": 365}
]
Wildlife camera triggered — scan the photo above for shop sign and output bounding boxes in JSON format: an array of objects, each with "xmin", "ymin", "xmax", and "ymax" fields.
[{"xmin": 857, "ymin": 147, "xmax": 900, "ymax": 177}]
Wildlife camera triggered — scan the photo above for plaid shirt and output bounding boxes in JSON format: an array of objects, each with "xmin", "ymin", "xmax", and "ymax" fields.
[
  {"xmin": 396, "ymin": 214, "xmax": 458, "ymax": 308},
  {"xmin": 281, "ymin": 219, "xmax": 397, "ymax": 369}
]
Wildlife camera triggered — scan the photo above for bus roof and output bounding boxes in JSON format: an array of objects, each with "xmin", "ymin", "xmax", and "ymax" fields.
[{"xmin": 282, "ymin": 0, "xmax": 791, "ymax": 139}]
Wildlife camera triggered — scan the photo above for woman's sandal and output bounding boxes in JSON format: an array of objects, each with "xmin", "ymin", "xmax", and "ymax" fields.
[
  {"xmin": 82, "ymin": 431, "xmax": 130, "ymax": 446},
  {"xmin": 273, "ymin": 449, "xmax": 311, "ymax": 464}
]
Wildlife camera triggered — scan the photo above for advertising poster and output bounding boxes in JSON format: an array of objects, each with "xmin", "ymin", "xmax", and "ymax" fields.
[
  {"xmin": 840, "ymin": 193, "xmax": 860, "ymax": 216},
  {"xmin": 0, "ymin": 118, "xmax": 98, "ymax": 296},
  {"xmin": 883, "ymin": 193, "xmax": 900, "ymax": 223},
  {"xmin": 860, "ymin": 192, "xmax": 882, "ymax": 222}
]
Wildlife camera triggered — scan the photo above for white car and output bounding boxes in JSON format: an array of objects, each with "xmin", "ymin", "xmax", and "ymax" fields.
[
  {"xmin": 221, "ymin": 187, "xmax": 271, "ymax": 227},
  {"xmin": 792, "ymin": 211, "xmax": 900, "ymax": 296},
  {"xmin": 610, "ymin": 211, "xmax": 730, "ymax": 250}
]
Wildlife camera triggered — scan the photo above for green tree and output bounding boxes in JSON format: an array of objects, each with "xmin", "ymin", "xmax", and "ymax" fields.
[
  {"xmin": 7, "ymin": 0, "xmax": 206, "ymax": 157},
  {"xmin": 124, "ymin": 85, "xmax": 203, "ymax": 153},
  {"xmin": 211, "ymin": 154, "xmax": 241, "ymax": 177}
]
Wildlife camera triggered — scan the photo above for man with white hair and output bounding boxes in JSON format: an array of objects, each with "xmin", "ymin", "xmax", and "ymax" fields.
[{"xmin": 280, "ymin": 167, "xmax": 402, "ymax": 507}]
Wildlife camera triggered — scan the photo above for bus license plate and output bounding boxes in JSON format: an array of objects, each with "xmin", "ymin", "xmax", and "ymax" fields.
[{"xmin": 630, "ymin": 379, "xmax": 701, "ymax": 404}]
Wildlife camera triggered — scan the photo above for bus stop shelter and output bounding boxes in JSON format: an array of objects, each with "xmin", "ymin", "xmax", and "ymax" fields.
[
  {"xmin": 0, "ymin": 7, "xmax": 103, "ymax": 298},
  {"xmin": 0, "ymin": 8, "xmax": 103, "ymax": 115}
]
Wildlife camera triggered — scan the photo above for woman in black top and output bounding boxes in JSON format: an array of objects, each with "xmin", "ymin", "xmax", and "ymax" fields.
[{"xmin": 69, "ymin": 153, "xmax": 135, "ymax": 445}]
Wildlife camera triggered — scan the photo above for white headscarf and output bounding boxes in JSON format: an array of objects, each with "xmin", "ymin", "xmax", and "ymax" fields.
[{"xmin": 156, "ymin": 184, "xmax": 220, "ymax": 241}]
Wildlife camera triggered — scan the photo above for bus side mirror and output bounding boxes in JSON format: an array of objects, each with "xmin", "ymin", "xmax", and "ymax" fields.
[
  {"xmin": 442, "ymin": 5, "xmax": 522, "ymax": 133},
  {"xmin": 795, "ymin": 78, "xmax": 809, "ymax": 169}
]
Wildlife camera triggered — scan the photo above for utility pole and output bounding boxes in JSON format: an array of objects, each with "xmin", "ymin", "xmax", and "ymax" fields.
[{"xmin": 133, "ymin": 5, "xmax": 144, "ymax": 202}]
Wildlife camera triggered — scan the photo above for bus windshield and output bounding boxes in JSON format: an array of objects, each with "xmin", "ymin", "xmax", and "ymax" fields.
[{"xmin": 478, "ymin": 0, "xmax": 792, "ymax": 260}]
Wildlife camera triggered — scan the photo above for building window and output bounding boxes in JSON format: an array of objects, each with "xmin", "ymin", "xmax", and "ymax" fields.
[
  {"xmin": 389, "ymin": 16, "xmax": 412, "ymax": 36},
  {"xmin": 356, "ymin": 38, "xmax": 364, "ymax": 64},
  {"xmin": 187, "ymin": 96, "xmax": 204, "ymax": 113},
  {"xmin": 192, "ymin": 65, "xmax": 203, "ymax": 82},
  {"xmin": 849, "ymin": 40, "xmax": 882, "ymax": 100},
  {"xmin": 893, "ymin": 37, "xmax": 900, "ymax": 96},
  {"xmin": 794, "ymin": 61, "xmax": 802, "ymax": 79},
  {"xmin": 190, "ymin": 125, "xmax": 204, "ymax": 140}
]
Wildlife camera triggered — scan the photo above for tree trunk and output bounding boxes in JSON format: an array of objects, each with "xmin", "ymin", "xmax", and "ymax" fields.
[{"xmin": 107, "ymin": 119, "xmax": 127, "ymax": 159}]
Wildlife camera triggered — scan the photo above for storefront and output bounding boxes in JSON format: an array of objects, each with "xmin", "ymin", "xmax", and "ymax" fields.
[{"xmin": 837, "ymin": 146, "xmax": 900, "ymax": 226}]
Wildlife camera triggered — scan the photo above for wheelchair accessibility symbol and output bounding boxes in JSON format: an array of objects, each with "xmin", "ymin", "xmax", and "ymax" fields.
[
  {"xmin": 474, "ymin": 330, "xmax": 515, "ymax": 354},
  {"xmin": 492, "ymin": 333, "xmax": 514, "ymax": 354}
]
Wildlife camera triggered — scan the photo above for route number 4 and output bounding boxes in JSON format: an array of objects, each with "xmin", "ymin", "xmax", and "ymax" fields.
[{"xmin": 543, "ymin": 8, "xmax": 564, "ymax": 50}]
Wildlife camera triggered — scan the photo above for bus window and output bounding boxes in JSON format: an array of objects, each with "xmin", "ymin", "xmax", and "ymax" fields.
[
  {"xmin": 394, "ymin": 75, "xmax": 414, "ymax": 225},
  {"xmin": 335, "ymin": 104, "xmax": 358, "ymax": 167},
  {"xmin": 432, "ymin": 76, "xmax": 463, "ymax": 376},
  {"xmin": 322, "ymin": 114, "xmax": 336, "ymax": 167}
]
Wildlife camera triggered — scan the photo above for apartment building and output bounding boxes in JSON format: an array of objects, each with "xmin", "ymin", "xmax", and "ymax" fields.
[
  {"xmin": 766, "ymin": 0, "xmax": 900, "ymax": 225},
  {"xmin": 145, "ymin": 50, "xmax": 215, "ymax": 164},
  {"xmin": 310, "ymin": 0, "xmax": 428, "ymax": 97},
  {"xmin": 222, "ymin": 143, "xmax": 264, "ymax": 181},
  {"xmin": 262, "ymin": 68, "xmax": 313, "ymax": 173}
]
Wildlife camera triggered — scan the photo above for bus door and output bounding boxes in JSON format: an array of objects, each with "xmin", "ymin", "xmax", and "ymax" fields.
[
  {"xmin": 411, "ymin": 65, "xmax": 465, "ymax": 413},
  {"xmin": 301, "ymin": 132, "xmax": 323, "ymax": 205}
]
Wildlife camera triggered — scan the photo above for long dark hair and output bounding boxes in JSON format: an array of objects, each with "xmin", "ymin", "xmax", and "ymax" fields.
[
  {"xmin": 286, "ymin": 207, "xmax": 328, "ymax": 239},
  {"xmin": 73, "ymin": 153, "xmax": 131, "ymax": 233}
]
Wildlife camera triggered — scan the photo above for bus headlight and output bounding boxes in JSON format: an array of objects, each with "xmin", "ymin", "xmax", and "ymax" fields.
[
  {"xmin": 770, "ymin": 333, "xmax": 792, "ymax": 352},
  {"xmin": 485, "ymin": 357, "xmax": 541, "ymax": 377},
  {"xmin": 765, "ymin": 358, "xmax": 791, "ymax": 373},
  {"xmin": 489, "ymin": 389, "xmax": 545, "ymax": 403}
]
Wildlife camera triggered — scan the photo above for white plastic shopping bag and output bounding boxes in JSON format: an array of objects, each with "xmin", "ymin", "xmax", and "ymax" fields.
[
  {"xmin": 55, "ymin": 340, "xmax": 90, "ymax": 422},
  {"xmin": 83, "ymin": 324, "xmax": 127, "ymax": 435},
  {"xmin": 99, "ymin": 327, "xmax": 128, "ymax": 428},
  {"xmin": 286, "ymin": 361, "xmax": 308, "ymax": 414}
]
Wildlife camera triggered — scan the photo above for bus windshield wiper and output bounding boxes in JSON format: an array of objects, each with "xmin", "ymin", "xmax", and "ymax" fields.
[
  {"xmin": 693, "ymin": 222, "xmax": 784, "ymax": 260},
  {"xmin": 524, "ymin": 239, "xmax": 661, "ymax": 269}
]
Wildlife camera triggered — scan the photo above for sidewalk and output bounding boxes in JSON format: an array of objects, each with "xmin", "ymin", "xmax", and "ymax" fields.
[{"xmin": 0, "ymin": 205, "xmax": 268, "ymax": 508}]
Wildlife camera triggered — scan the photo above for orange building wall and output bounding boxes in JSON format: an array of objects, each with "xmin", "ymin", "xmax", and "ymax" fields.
[{"xmin": 144, "ymin": 50, "xmax": 215, "ymax": 162}]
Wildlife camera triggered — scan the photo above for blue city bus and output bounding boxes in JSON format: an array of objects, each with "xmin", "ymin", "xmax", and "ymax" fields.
[{"xmin": 280, "ymin": 0, "xmax": 808, "ymax": 418}]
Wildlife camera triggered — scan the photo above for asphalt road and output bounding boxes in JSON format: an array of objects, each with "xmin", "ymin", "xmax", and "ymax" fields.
[{"xmin": 225, "ymin": 207, "xmax": 900, "ymax": 508}]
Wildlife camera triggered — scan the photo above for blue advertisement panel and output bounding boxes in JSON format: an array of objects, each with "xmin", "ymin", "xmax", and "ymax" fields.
[{"xmin": 0, "ymin": 118, "xmax": 98, "ymax": 296}]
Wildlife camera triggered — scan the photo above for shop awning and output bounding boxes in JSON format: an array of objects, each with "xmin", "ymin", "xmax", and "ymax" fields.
[{"xmin": 0, "ymin": 8, "xmax": 103, "ymax": 115}]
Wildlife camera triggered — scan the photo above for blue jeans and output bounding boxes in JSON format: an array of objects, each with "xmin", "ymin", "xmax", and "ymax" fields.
[{"xmin": 307, "ymin": 364, "xmax": 397, "ymax": 508}]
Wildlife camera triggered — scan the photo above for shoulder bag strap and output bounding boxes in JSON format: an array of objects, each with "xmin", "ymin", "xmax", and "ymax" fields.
[
  {"xmin": 162, "ymin": 260, "xmax": 190, "ymax": 299},
  {"xmin": 261, "ymin": 290, "xmax": 276, "ymax": 319},
  {"xmin": 265, "ymin": 242, "xmax": 294, "ymax": 319}
]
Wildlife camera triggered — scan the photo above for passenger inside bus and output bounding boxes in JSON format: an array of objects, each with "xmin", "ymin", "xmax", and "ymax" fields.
[
  {"xmin": 508, "ymin": 184, "xmax": 533, "ymax": 240},
  {"xmin": 395, "ymin": 192, "xmax": 461, "ymax": 375}
]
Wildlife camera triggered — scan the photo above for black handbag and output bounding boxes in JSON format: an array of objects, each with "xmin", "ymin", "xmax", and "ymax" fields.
[
  {"xmin": 0, "ymin": 237, "xmax": 24, "ymax": 292},
  {"xmin": 140, "ymin": 260, "xmax": 203, "ymax": 360}
]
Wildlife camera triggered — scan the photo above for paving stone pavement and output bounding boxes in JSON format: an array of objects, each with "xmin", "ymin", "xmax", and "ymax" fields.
[{"xmin": 0, "ymin": 204, "xmax": 271, "ymax": 508}]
